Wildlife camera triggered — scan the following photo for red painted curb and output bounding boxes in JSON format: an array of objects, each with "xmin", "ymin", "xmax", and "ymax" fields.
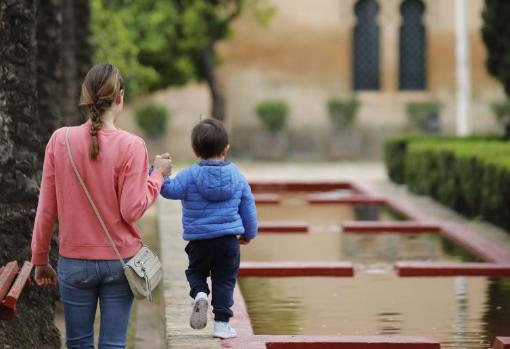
[
  {"xmin": 224, "ymin": 336, "xmax": 441, "ymax": 349},
  {"xmin": 307, "ymin": 194, "xmax": 386, "ymax": 205},
  {"xmin": 259, "ymin": 222, "xmax": 309, "ymax": 233},
  {"xmin": 341, "ymin": 221, "xmax": 441, "ymax": 233},
  {"xmin": 239, "ymin": 262, "xmax": 354, "ymax": 277},
  {"xmin": 494, "ymin": 337, "xmax": 510, "ymax": 349},
  {"xmin": 351, "ymin": 180, "xmax": 510, "ymax": 263},
  {"xmin": 250, "ymin": 182, "xmax": 352, "ymax": 193},
  {"xmin": 396, "ymin": 262, "xmax": 510, "ymax": 277},
  {"xmin": 255, "ymin": 194, "xmax": 281, "ymax": 204},
  {"xmin": 263, "ymin": 336, "xmax": 441, "ymax": 349},
  {"xmin": 0, "ymin": 261, "xmax": 33, "ymax": 320},
  {"xmin": 0, "ymin": 261, "xmax": 19, "ymax": 302}
]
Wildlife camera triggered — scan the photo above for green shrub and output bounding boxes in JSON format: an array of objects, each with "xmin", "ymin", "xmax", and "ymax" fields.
[
  {"xmin": 403, "ymin": 140, "xmax": 510, "ymax": 230},
  {"xmin": 327, "ymin": 96, "xmax": 360, "ymax": 128},
  {"xmin": 406, "ymin": 101, "xmax": 441, "ymax": 132},
  {"xmin": 134, "ymin": 103, "xmax": 169, "ymax": 138},
  {"xmin": 255, "ymin": 100, "xmax": 289, "ymax": 132}
]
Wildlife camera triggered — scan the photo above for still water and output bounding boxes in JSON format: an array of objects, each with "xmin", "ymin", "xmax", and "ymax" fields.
[
  {"xmin": 242, "ymin": 232, "xmax": 480, "ymax": 265},
  {"xmin": 239, "ymin": 276, "xmax": 510, "ymax": 349}
]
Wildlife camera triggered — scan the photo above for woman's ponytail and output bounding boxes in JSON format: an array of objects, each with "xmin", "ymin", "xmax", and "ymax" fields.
[{"xmin": 78, "ymin": 64, "xmax": 124, "ymax": 160}]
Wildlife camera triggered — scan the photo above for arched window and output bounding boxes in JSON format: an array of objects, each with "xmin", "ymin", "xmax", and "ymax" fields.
[
  {"xmin": 353, "ymin": 0, "xmax": 380, "ymax": 90},
  {"xmin": 399, "ymin": 0, "xmax": 426, "ymax": 90}
]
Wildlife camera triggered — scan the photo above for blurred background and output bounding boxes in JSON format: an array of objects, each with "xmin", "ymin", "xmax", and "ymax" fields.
[{"xmin": 2, "ymin": 1, "xmax": 510, "ymax": 348}]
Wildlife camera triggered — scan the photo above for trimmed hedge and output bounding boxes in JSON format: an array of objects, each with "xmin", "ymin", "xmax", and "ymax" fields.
[{"xmin": 384, "ymin": 136, "xmax": 510, "ymax": 231}]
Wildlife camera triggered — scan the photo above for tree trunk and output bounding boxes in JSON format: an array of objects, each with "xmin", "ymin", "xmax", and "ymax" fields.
[
  {"xmin": 59, "ymin": 0, "xmax": 82, "ymax": 125},
  {"xmin": 0, "ymin": 1, "xmax": 61, "ymax": 348},
  {"xmin": 200, "ymin": 44, "xmax": 226, "ymax": 121},
  {"xmin": 37, "ymin": 0, "xmax": 63, "ymax": 144},
  {"xmin": 73, "ymin": 0, "xmax": 92, "ymax": 84}
]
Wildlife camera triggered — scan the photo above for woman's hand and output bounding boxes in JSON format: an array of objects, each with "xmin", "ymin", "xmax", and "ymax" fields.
[
  {"xmin": 154, "ymin": 153, "xmax": 172, "ymax": 177},
  {"xmin": 34, "ymin": 264, "xmax": 58, "ymax": 290}
]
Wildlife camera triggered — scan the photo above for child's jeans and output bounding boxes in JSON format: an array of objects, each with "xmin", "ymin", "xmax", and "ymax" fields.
[
  {"xmin": 57, "ymin": 255, "xmax": 134, "ymax": 349},
  {"xmin": 185, "ymin": 235, "xmax": 240, "ymax": 322}
]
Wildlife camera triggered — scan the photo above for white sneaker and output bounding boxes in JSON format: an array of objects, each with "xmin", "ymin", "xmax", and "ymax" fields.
[
  {"xmin": 190, "ymin": 292, "xmax": 208, "ymax": 329},
  {"xmin": 213, "ymin": 321, "xmax": 237, "ymax": 339}
]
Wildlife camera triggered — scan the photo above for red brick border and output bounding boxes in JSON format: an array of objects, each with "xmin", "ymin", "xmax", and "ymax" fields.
[
  {"xmin": 396, "ymin": 261, "xmax": 510, "ymax": 277},
  {"xmin": 341, "ymin": 221, "xmax": 441, "ymax": 233},
  {"xmin": 250, "ymin": 181, "xmax": 353, "ymax": 193},
  {"xmin": 239, "ymin": 262, "xmax": 354, "ymax": 277},
  {"xmin": 259, "ymin": 222, "xmax": 309, "ymax": 233},
  {"xmin": 307, "ymin": 194, "xmax": 386, "ymax": 205},
  {"xmin": 494, "ymin": 337, "xmax": 510, "ymax": 349}
]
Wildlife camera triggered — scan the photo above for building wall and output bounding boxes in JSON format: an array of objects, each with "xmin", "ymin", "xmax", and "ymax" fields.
[{"xmin": 217, "ymin": 0, "xmax": 505, "ymax": 159}]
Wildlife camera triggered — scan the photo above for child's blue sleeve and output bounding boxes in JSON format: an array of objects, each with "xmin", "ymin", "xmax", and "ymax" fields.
[
  {"xmin": 239, "ymin": 180, "xmax": 258, "ymax": 240},
  {"xmin": 160, "ymin": 170, "xmax": 189, "ymax": 200}
]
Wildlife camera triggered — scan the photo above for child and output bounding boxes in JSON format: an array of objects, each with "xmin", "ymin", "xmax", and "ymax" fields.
[{"xmin": 159, "ymin": 118, "xmax": 258, "ymax": 339}]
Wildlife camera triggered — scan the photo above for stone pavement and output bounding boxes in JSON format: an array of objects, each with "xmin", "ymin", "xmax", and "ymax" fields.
[
  {"xmin": 158, "ymin": 198, "xmax": 222, "ymax": 349},
  {"xmin": 157, "ymin": 161, "xmax": 510, "ymax": 349}
]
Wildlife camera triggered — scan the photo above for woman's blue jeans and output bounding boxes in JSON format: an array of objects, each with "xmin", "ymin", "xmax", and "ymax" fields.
[{"xmin": 58, "ymin": 256, "xmax": 134, "ymax": 349}]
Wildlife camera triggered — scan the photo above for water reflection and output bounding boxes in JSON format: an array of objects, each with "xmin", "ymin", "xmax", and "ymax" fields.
[{"xmin": 239, "ymin": 276, "xmax": 510, "ymax": 349}]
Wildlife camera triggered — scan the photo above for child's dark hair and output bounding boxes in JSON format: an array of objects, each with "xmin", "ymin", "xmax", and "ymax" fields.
[{"xmin": 191, "ymin": 118, "xmax": 229, "ymax": 159}]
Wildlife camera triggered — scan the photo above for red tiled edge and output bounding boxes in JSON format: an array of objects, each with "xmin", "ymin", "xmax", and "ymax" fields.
[
  {"xmin": 494, "ymin": 337, "xmax": 510, "ymax": 349},
  {"xmin": 250, "ymin": 181, "xmax": 353, "ymax": 193},
  {"xmin": 224, "ymin": 335, "xmax": 440, "ymax": 349},
  {"xmin": 239, "ymin": 262, "xmax": 354, "ymax": 277},
  {"xmin": 259, "ymin": 222, "xmax": 309, "ymax": 233},
  {"xmin": 255, "ymin": 194, "xmax": 281, "ymax": 205},
  {"xmin": 0, "ymin": 261, "xmax": 33, "ymax": 320},
  {"xmin": 0, "ymin": 261, "xmax": 19, "ymax": 302},
  {"xmin": 351, "ymin": 180, "xmax": 510, "ymax": 264},
  {"xmin": 307, "ymin": 194, "xmax": 386, "ymax": 205},
  {"xmin": 263, "ymin": 336, "xmax": 441, "ymax": 349},
  {"xmin": 396, "ymin": 262, "xmax": 510, "ymax": 277},
  {"xmin": 341, "ymin": 221, "xmax": 441, "ymax": 233}
]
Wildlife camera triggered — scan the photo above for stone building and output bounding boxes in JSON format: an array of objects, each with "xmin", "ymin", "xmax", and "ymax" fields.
[{"xmin": 215, "ymin": 0, "xmax": 504, "ymax": 159}]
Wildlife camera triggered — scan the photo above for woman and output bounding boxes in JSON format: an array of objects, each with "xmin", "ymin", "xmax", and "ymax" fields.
[{"xmin": 31, "ymin": 64, "xmax": 172, "ymax": 348}]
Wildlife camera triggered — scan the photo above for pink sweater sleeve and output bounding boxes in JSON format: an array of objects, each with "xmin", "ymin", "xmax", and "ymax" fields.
[
  {"xmin": 31, "ymin": 134, "xmax": 58, "ymax": 265},
  {"xmin": 119, "ymin": 139, "xmax": 164, "ymax": 223}
]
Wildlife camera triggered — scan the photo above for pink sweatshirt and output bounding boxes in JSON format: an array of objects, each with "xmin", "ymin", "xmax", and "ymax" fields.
[{"xmin": 31, "ymin": 122, "xmax": 164, "ymax": 266}]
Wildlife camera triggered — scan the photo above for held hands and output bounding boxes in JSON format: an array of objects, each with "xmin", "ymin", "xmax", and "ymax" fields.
[
  {"xmin": 154, "ymin": 153, "xmax": 172, "ymax": 177},
  {"xmin": 35, "ymin": 264, "xmax": 58, "ymax": 290}
]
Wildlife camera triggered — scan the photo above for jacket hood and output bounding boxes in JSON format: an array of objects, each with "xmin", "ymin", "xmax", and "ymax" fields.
[{"xmin": 192, "ymin": 161, "xmax": 239, "ymax": 202}]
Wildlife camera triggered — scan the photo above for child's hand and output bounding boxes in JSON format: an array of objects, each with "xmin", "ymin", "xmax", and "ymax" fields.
[{"xmin": 239, "ymin": 237, "xmax": 250, "ymax": 245}]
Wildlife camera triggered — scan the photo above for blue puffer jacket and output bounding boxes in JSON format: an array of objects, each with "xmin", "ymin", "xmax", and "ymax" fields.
[{"xmin": 159, "ymin": 160, "xmax": 258, "ymax": 241}]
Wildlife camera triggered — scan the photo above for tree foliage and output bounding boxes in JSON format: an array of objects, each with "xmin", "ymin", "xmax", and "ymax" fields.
[
  {"xmin": 482, "ymin": 0, "xmax": 510, "ymax": 96},
  {"xmin": 91, "ymin": 0, "xmax": 274, "ymax": 104}
]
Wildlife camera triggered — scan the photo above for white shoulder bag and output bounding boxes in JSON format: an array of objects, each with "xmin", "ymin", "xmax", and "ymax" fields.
[{"xmin": 65, "ymin": 128, "xmax": 162, "ymax": 301}]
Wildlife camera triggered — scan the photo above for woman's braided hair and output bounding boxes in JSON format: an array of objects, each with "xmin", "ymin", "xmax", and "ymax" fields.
[{"xmin": 79, "ymin": 64, "xmax": 124, "ymax": 160}]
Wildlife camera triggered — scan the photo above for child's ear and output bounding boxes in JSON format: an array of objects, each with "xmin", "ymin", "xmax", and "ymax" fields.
[{"xmin": 221, "ymin": 144, "xmax": 230, "ymax": 157}]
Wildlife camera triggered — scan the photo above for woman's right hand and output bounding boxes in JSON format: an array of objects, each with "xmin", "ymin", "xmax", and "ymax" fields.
[
  {"xmin": 154, "ymin": 153, "xmax": 172, "ymax": 177},
  {"xmin": 35, "ymin": 264, "xmax": 58, "ymax": 290}
]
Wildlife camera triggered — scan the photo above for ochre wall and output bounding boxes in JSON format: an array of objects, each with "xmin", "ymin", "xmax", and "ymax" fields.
[{"xmin": 216, "ymin": 0, "xmax": 505, "ymax": 158}]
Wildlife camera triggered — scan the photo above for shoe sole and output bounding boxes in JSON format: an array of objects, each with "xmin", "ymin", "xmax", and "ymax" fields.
[
  {"xmin": 213, "ymin": 332, "xmax": 237, "ymax": 339},
  {"xmin": 190, "ymin": 299, "xmax": 208, "ymax": 329}
]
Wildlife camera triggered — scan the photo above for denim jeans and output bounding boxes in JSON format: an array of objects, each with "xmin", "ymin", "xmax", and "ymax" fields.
[
  {"xmin": 185, "ymin": 235, "xmax": 240, "ymax": 322},
  {"xmin": 58, "ymin": 255, "xmax": 134, "ymax": 349}
]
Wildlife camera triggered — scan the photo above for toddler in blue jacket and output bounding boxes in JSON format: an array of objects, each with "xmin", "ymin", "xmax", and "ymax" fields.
[{"xmin": 159, "ymin": 118, "xmax": 258, "ymax": 339}]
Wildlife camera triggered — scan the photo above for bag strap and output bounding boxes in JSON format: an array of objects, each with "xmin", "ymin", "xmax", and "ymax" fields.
[{"xmin": 65, "ymin": 128, "xmax": 126, "ymax": 267}]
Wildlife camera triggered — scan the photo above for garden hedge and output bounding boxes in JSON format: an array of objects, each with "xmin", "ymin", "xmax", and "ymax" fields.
[{"xmin": 384, "ymin": 136, "xmax": 510, "ymax": 231}]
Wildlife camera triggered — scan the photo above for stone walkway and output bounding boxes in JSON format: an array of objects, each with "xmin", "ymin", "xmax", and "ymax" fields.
[{"xmin": 157, "ymin": 161, "xmax": 510, "ymax": 349}]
